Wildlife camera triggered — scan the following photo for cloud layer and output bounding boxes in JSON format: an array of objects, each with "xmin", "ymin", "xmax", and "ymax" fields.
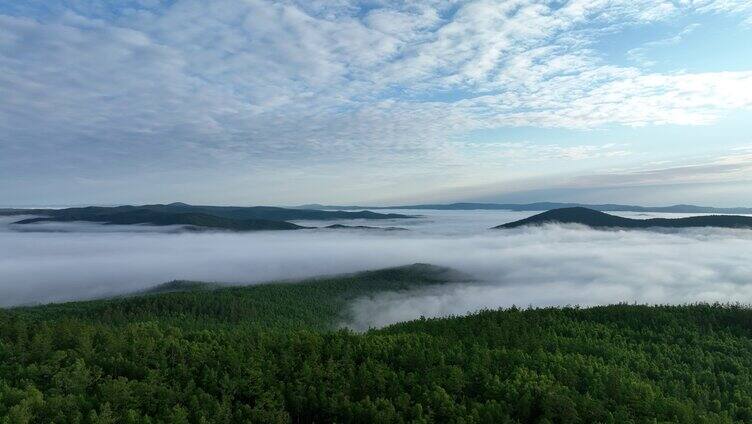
[
  {"xmin": 347, "ymin": 223, "xmax": 752, "ymax": 329},
  {"xmin": 4, "ymin": 212, "xmax": 752, "ymax": 332},
  {"xmin": 2, "ymin": 1, "xmax": 752, "ymax": 204}
]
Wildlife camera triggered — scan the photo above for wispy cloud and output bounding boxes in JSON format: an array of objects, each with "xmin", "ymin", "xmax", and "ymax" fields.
[
  {"xmin": 453, "ymin": 141, "xmax": 631, "ymax": 162},
  {"xmin": 627, "ymin": 23, "xmax": 701, "ymax": 66},
  {"xmin": 2, "ymin": 0, "xmax": 752, "ymax": 203},
  {"xmin": 566, "ymin": 150, "xmax": 752, "ymax": 188}
]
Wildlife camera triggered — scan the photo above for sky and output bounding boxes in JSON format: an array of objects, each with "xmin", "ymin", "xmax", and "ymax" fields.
[{"xmin": 2, "ymin": 0, "xmax": 752, "ymax": 206}]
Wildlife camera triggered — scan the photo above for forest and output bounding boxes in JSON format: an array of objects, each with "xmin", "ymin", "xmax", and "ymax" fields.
[
  {"xmin": 3, "ymin": 203, "xmax": 413, "ymax": 233},
  {"xmin": 2, "ymin": 264, "xmax": 752, "ymax": 422}
]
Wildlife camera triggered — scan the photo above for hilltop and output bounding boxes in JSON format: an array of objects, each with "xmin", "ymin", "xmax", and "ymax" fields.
[
  {"xmin": 324, "ymin": 224, "xmax": 408, "ymax": 231},
  {"xmin": 2, "ymin": 203, "xmax": 414, "ymax": 220},
  {"xmin": 496, "ymin": 207, "xmax": 752, "ymax": 229},
  {"xmin": 14, "ymin": 209, "xmax": 305, "ymax": 231},
  {"xmin": 10, "ymin": 263, "xmax": 466, "ymax": 330},
  {"xmin": 6, "ymin": 203, "xmax": 415, "ymax": 232}
]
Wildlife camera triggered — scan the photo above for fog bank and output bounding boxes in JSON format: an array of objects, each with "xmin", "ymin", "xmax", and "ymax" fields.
[{"xmin": 2, "ymin": 213, "xmax": 752, "ymax": 327}]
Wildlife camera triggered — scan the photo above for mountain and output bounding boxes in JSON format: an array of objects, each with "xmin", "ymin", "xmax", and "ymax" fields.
[
  {"xmin": 324, "ymin": 224, "xmax": 408, "ymax": 231},
  {"xmin": 304, "ymin": 202, "xmax": 752, "ymax": 214},
  {"xmin": 495, "ymin": 207, "xmax": 752, "ymax": 230},
  {"xmin": 15, "ymin": 209, "xmax": 305, "ymax": 231},
  {"xmin": 0, "ymin": 203, "xmax": 415, "ymax": 221},
  {"xmin": 4, "ymin": 203, "xmax": 416, "ymax": 232},
  {"xmin": 158, "ymin": 204, "xmax": 413, "ymax": 220}
]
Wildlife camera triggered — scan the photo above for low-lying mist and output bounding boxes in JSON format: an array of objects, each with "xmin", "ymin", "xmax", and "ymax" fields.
[{"xmin": 2, "ymin": 212, "xmax": 752, "ymax": 330}]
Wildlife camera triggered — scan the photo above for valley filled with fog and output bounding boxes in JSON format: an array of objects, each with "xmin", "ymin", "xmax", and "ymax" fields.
[{"xmin": 3, "ymin": 210, "xmax": 752, "ymax": 329}]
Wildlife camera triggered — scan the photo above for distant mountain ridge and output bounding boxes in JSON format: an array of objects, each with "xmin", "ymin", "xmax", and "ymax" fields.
[
  {"xmin": 2, "ymin": 202, "xmax": 413, "ymax": 220},
  {"xmin": 15, "ymin": 210, "xmax": 305, "ymax": 231},
  {"xmin": 5, "ymin": 203, "xmax": 415, "ymax": 232},
  {"xmin": 300, "ymin": 202, "xmax": 752, "ymax": 214},
  {"xmin": 496, "ymin": 207, "xmax": 752, "ymax": 230}
]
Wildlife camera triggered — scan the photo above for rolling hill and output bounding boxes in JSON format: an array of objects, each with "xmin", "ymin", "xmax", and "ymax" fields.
[
  {"xmin": 4, "ymin": 265, "xmax": 752, "ymax": 421},
  {"xmin": 495, "ymin": 207, "xmax": 752, "ymax": 229},
  {"xmin": 14, "ymin": 209, "xmax": 306, "ymax": 231},
  {"xmin": 7, "ymin": 203, "xmax": 417, "ymax": 232},
  {"xmin": 323, "ymin": 224, "xmax": 408, "ymax": 231},
  {"xmin": 1, "ymin": 202, "xmax": 414, "ymax": 221},
  {"xmin": 10, "ymin": 263, "xmax": 467, "ymax": 330}
]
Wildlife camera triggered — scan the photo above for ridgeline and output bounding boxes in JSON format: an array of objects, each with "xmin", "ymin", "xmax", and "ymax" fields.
[
  {"xmin": 5, "ymin": 203, "xmax": 414, "ymax": 232},
  {"xmin": 495, "ymin": 207, "xmax": 752, "ymax": 230}
]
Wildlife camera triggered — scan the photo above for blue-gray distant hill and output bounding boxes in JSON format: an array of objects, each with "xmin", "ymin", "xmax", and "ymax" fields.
[
  {"xmin": 8, "ymin": 203, "xmax": 414, "ymax": 232},
  {"xmin": 302, "ymin": 202, "xmax": 752, "ymax": 214},
  {"xmin": 495, "ymin": 207, "xmax": 752, "ymax": 230},
  {"xmin": 5, "ymin": 202, "xmax": 413, "ymax": 220},
  {"xmin": 15, "ymin": 209, "xmax": 306, "ymax": 231}
]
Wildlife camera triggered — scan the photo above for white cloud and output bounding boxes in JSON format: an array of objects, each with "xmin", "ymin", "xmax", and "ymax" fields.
[
  {"xmin": 474, "ymin": 71, "xmax": 752, "ymax": 128},
  {"xmin": 454, "ymin": 141, "xmax": 631, "ymax": 162},
  {"xmin": 2, "ymin": 0, "xmax": 752, "ymax": 203},
  {"xmin": 563, "ymin": 150, "xmax": 752, "ymax": 188},
  {"xmin": 6, "ymin": 212, "xmax": 752, "ymax": 329},
  {"xmin": 627, "ymin": 23, "xmax": 701, "ymax": 66},
  {"xmin": 681, "ymin": 0, "xmax": 752, "ymax": 16},
  {"xmin": 347, "ymin": 223, "xmax": 752, "ymax": 329}
]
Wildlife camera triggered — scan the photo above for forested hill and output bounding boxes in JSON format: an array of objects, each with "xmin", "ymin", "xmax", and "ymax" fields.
[
  {"xmin": 1, "ymin": 203, "xmax": 414, "ymax": 221},
  {"xmin": 14, "ymin": 210, "xmax": 306, "ymax": 232},
  {"xmin": 301, "ymin": 202, "xmax": 752, "ymax": 214},
  {"xmin": 5, "ymin": 265, "xmax": 752, "ymax": 422},
  {"xmin": 496, "ymin": 207, "xmax": 752, "ymax": 230},
  {"xmin": 10, "ymin": 263, "xmax": 466, "ymax": 330},
  {"xmin": 6, "ymin": 203, "xmax": 415, "ymax": 232}
]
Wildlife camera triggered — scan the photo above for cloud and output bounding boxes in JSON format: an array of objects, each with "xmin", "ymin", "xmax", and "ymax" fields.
[
  {"xmin": 346, "ymin": 223, "xmax": 752, "ymax": 329},
  {"xmin": 4, "ymin": 210, "xmax": 752, "ymax": 326},
  {"xmin": 454, "ymin": 141, "xmax": 631, "ymax": 162},
  {"xmin": 2, "ymin": 0, "xmax": 752, "ymax": 204},
  {"xmin": 3, "ymin": 2, "xmax": 751, "ymax": 154},
  {"xmin": 627, "ymin": 23, "xmax": 701, "ymax": 66},
  {"xmin": 409, "ymin": 147, "xmax": 752, "ymax": 207},
  {"xmin": 684, "ymin": 0, "xmax": 752, "ymax": 16},
  {"xmin": 563, "ymin": 150, "xmax": 752, "ymax": 188}
]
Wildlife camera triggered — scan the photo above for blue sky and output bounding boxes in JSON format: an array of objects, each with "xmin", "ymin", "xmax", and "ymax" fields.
[{"xmin": 1, "ymin": 0, "xmax": 752, "ymax": 206}]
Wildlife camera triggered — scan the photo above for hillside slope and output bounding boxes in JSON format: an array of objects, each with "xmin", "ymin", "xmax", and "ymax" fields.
[
  {"xmin": 3, "ymin": 271, "xmax": 752, "ymax": 422},
  {"xmin": 496, "ymin": 207, "xmax": 752, "ymax": 229},
  {"xmin": 2, "ymin": 203, "xmax": 414, "ymax": 221},
  {"xmin": 11, "ymin": 263, "xmax": 465, "ymax": 330},
  {"xmin": 14, "ymin": 209, "xmax": 305, "ymax": 231}
]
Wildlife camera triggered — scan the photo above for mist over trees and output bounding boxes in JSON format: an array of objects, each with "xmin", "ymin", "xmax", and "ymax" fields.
[
  {"xmin": 4, "ymin": 211, "xmax": 752, "ymax": 421},
  {"xmin": 3, "ymin": 274, "xmax": 752, "ymax": 422}
]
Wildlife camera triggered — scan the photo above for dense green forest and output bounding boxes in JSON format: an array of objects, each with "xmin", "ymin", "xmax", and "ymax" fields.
[{"xmin": 3, "ymin": 265, "xmax": 752, "ymax": 422}]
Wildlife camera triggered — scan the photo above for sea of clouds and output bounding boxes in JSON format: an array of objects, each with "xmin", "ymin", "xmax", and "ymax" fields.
[{"xmin": 3, "ymin": 210, "xmax": 752, "ymax": 330}]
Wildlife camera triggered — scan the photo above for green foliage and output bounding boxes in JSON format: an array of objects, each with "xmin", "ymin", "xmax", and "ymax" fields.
[
  {"xmin": 2, "ymin": 267, "xmax": 752, "ymax": 422},
  {"xmin": 11, "ymin": 264, "xmax": 459, "ymax": 331}
]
